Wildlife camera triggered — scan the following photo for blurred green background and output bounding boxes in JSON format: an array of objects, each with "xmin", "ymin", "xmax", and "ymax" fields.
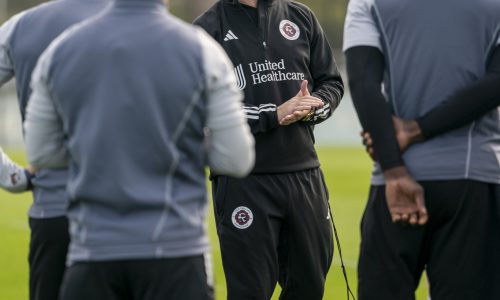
[{"xmin": 1, "ymin": 0, "xmax": 348, "ymax": 48}]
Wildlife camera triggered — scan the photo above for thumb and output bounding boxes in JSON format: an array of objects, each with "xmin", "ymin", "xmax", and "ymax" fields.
[
  {"xmin": 300, "ymin": 80, "xmax": 310, "ymax": 96},
  {"xmin": 415, "ymin": 191, "xmax": 428, "ymax": 225}
]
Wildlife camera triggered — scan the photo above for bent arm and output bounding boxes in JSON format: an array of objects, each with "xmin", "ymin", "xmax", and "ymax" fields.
[
  {"xmin": 346, "ymin": 46, "xmax": 404, "ymax": 170},
  {"xmin": 302, "ymin": 9, "xmax": 344, "ymax": 125},
  {"xmin": 198, "ymin": 29, "xmax": 255, "ymax": 177},
  {"xmin": 24, "ymin": 44, "xmax": 68, "ymax": 170},
  {"xmin": 417, "ymin": 46, "xmax": 500, "ymax": 139}
]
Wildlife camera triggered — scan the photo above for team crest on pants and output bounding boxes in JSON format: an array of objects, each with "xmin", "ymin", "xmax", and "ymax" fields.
[{"xmin": 232, "ymin": 206, "xmax": 253, "ymax": 229}]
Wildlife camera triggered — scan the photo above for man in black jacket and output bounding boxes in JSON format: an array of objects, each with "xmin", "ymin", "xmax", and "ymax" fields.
[{"xmin": 195, "ymin": 0, "xmax": 344, "ymax": 299}]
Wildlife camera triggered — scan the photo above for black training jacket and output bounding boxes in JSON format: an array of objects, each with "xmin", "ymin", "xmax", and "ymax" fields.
[{"xmin": 195, "ymin": 0, "xmax": 344, "ymax": 173}]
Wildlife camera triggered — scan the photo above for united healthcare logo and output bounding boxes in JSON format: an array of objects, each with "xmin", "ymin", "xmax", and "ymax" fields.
[
  {"xmin": 234, "ymin": 64, "xmax": 247, "ymax": 90},
  {"xmin": 234, "ymin": 59, "xmax": 305, "ymax": 88}
]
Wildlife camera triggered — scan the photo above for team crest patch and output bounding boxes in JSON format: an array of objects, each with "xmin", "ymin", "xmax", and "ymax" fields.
[
  {"xmin": 231, "ymin": 206, "xmax": 254, "ymax": 229},
  {"xmin": 279, "ymin": 20, "xmax": 300, "ymax": 40}
]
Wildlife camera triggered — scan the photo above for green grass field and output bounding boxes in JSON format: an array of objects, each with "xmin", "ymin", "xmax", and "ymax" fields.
[{"xmin": 0, "ymin": 147, "xmax": 429, "ymax": 299}]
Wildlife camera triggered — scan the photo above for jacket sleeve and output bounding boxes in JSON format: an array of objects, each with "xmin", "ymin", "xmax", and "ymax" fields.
[
  {"xmin": 301, "ymin": 8, "xmax": 344, "ymax": 125},
  {"xmin": 25, "ymin": 38, "xmax": 69, "ymax": 170},
  {"xmin": 346, "ymin": 46, "xmax": 404, "ymax": 171},
  {"xmin": 0, "ymin": 12, "xmax": 25, "ymax": 86},
  {"xmin": 0, "ymin": 148, "xmax": 30, "ymax": 193},
  {"xmin": 197, "ymin": 29, "xmax": 255, "ymax": 177},
  {"xmin": 0, "ymin": 12, "xmax": 31, "ymax": 193},
  {"xmin": 417, "ymin": 45, "xmax": 500, "ymax": 138},
  {"xmin": 241, "ymin": 103, "xmax": 279, "ymax": 134}
]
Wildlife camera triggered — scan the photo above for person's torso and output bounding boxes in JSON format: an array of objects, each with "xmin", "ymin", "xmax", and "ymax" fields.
[
  {"xmin": 48, "ymin": 0, "xmax": 210, "ymax": 263},
  {"xmin": 200, "ymin": 0, "xmax": 321, "ymax": 173},
  {"xmin": 9, "ymin": 0, "xmax": 110, "ymax": 218},
  {"xmin": 371, "ymin": 0, "xmax": 500, "ymax": 184}
]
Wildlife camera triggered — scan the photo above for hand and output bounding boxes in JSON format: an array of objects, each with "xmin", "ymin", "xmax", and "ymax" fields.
[
  {"xmin": 360, "ymin": 117, "xmax": 425, "ymax": 159},
  {"xmin": 278, "ymin": 80, "xmax": 323, "ymax": 125},
  {"xmin": 392, "ymin": 117, "xmax": 424, "ymax": 152},
  {"xmin": 384, "ymin": 166, "xmax": 428, "ymax": 226},
  {"xmin": 26, "ymin": 165, "xmax": 36, "ymax": 175},
  {"xmin": 361, "ymin": 131, "xmax": 376, "ymax": 161}
]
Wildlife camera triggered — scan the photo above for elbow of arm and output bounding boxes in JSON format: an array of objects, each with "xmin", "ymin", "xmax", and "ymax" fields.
[
  {"xmin": 228, "ymin": 142, "xmax": 255, "ymax": 178},
  {"xmin": 27, "ymin": 147, "xmax": 67, "ymax": 170},
  {"xmin": 209, "ymin": 132, "xmax": 255, "ymax": 178},
  {"xmin": 25, "ymin": 130, "xmax": 68, "ymax": 170}
]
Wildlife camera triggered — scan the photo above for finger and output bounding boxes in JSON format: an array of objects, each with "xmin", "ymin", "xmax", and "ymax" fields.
[
  {"xmin": 295, "ymin": 99, "xmax": 323, "ymax": 106},
  {"xmin": 280, "ymin": 119, "xmax": 292, "ymax": 125},
  {"xmin": 414, "ymin": 190, "xmax": 428, "ymax": 225},
  {"xmin": 391, "ymin": 213, "xmax": 401, "ymax": 223},
  {"xmin": 362, "ymin": 132, "xmax": 371, "ymax": 141},
  {"xmin": 366, "ymin": 136, "xmax": 373, "ymax": 147},
  {"xmin": 293, "ymin": 110, "xmax": 308, "ymax": 117},
  {"xmin": 299, "ymin": 96, "xmax": 324, "ymax": 103},
  {"xmin": 409, "ymin": 213, "xmax": 418, "ymax": 225},
  {"xmin": 279, "ymin": 115, "xmax": 293, "ymax": 124},
  {"xmin": 400, "ymin": 213, "xmax": 409, "ymax": 222},
  {"xmin": 292, "ymin": 105, "xmax": 313, "ymax": 112},
  {"xmin": 368, "ymin": 148, "xmax": 376, "ymax": 160},
  {"xmin": 300, "ymin": 80, "xmax": 308, "ymax": 96},
  {"xmin": 418, "ymin": 207, "xmax": 428, "ymax": 225}
]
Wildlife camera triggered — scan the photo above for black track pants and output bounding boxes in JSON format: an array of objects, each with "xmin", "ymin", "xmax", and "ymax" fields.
[
  {"xmin": 29, "ymin": 216, "xmax": 70, "ymax": 300},
  {"xmin": 212, "ymin": 168, "xmax": 334, "ymax": 300},
  {"xmin": 59, "ymin": 256, "xmax": 214, "ymax": 300},
  {"xmin": 358, "ymin": 180, "xmax": 499, "ymax": 300}
]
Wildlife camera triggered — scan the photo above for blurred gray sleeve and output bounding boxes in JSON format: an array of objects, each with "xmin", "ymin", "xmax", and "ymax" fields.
[
  {"xmin": 343, "ymin": 0, "xmax": 382, "ymax": 52},
  {"xmin": 0, "ymin": 12, "xmax": 25, "ymax": 86},
  {"xmin": 24, "ymin": 43, "xmax": 68, "ymax": 170},
  {"xmin": 0, "ymin": 147, "xmax": 29, "ymax": 193},
  {"xmin": 0, "ymin": 12, "xmax": 30, "ymax": 193},
  {"xmin": 197, "ymin": 29, "xmax": 255, "ymax": 177}
]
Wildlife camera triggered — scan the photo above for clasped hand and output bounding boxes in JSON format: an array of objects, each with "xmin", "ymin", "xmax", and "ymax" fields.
[{"xmin": 277, "ymin": 80, "xmax": 324, "ymax": 125}]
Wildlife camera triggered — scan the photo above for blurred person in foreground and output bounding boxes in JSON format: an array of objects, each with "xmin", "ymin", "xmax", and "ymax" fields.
[
  {"xmin": 344, "ymin": 0, "xmax": 500, "ymax": 299},
  {"xmin": 195, "ymin": 0, "xmax": 344, "ymax": 299},
  {"xmin": 24, "ymin": 0, "xmax": 255, "ymax": 299},
  {"xmin": 0, "ymin": 0, "xmax": 110, "ymax": 298}
]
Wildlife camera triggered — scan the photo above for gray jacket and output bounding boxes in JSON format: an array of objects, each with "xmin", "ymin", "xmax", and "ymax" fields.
[
  {"xmin": 24, "ymin": 0, "xmax": 254, "ymax": 264},
  {"xmin": 0, "ymin": 0, "xmax": 110, "ymax": 217}
]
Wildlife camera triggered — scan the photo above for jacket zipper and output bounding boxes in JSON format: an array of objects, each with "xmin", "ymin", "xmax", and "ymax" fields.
[
  {"xmin": 237, "ymin": 2, "xmax": 268, "ymax": 51},
  {"xmin": 259, "ymin": 1, "xmax": 269, "ymax": 51}
]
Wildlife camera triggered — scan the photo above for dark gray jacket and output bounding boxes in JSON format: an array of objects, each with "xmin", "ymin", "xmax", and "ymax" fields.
[
  {"xmin": 0, "ymin": 0, "xmax": 110, "ymax": 217},
  {"xmin": 24, "ymin": 0, "xmax": 254, "ymax": 264}
]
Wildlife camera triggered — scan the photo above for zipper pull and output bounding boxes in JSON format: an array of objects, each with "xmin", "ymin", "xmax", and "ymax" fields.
[{"xmin": 263, "ymin": 41, "xmax": 267, "ymax": 48}]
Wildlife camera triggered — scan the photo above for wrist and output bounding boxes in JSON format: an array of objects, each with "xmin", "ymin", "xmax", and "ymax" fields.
[
  {"xmin": 406, "ymin": 120, "xmax": 424, "ymax": 144},
  {"xmin": 24, "ymin": 169, "xmax": 35, "ymax": 191},
  {"xmin": 383, "ymin": 165, "xmax": 410, "ymax": 181},
  {"xmin": 276, "ymin": 104, "xmax": 285, "ymax": 121},
  {"xmin": 301, "ymin": 109, "xmax": 315, "ymax": 122}
]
